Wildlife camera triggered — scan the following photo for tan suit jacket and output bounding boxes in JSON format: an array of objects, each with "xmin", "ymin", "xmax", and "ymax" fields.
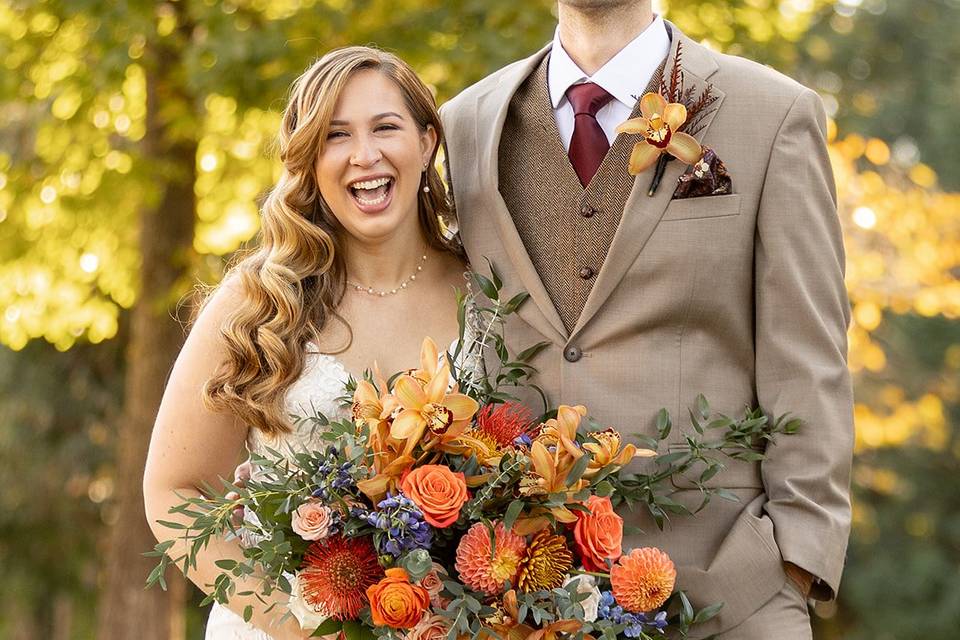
[{"xmin": 440, "ymin": 21, "xmax": 853, "ymax": 637}]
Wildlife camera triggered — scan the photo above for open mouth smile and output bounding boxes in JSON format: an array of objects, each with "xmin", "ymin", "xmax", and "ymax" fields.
[{"xmin": 348, "ymin": 176, "xmax": 395, "ymax": 212}]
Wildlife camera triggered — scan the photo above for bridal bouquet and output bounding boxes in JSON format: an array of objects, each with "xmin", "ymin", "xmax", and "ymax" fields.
[{"xmin": 147, "ymin": 270, "xmax": 799, "ymax": 640}]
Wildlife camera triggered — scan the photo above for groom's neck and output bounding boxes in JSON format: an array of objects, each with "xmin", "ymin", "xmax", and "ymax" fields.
[{"xmin": 556, "ymin": 1, "xmax": 655, "ymax": 76}]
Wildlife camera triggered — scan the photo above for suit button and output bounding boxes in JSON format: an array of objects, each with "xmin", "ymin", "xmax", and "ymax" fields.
[
  {"xmin": 579, "ymin": 267, "xmax": 594, "ymax": 279},
  {"xmin": 564, "ymin": 346, "xmax": 582, "ymax": 362},
  {"xmin": 580, "ymin": 205, "xmax": 597, "ymax": 218}
]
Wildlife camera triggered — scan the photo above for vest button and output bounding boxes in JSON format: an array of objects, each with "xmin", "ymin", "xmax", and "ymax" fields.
[
  {"xmin": 580, "ymin": 205, "xmax": 597, "ymax": 218},
  {"xmin": 579, "ymin": 267, "xmax": 594, "ymax": 279},
  {"xmin": 564, "ymin": 346, "xmax": 583, "ymax": 362}
]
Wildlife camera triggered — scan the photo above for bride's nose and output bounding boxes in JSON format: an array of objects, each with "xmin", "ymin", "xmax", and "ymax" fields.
[{"xmin": 349, "ymin": 135, "xmax": 383, "ymax": 167}]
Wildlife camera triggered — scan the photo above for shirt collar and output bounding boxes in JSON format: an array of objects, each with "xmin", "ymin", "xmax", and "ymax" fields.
[{"xmin": 548, "ymin": 14, "xmax": 671, "ymax": 110}]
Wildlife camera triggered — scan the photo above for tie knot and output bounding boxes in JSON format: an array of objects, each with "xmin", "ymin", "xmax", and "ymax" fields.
[{"xmin": 565, "ymin": 82, "xmax": 613, "ymax": 117}]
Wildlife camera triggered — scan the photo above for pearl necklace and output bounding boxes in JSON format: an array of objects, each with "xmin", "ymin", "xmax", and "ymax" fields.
[{"xmin": 346, "ymin": 253, "xmax": 427, "ymax": 297}]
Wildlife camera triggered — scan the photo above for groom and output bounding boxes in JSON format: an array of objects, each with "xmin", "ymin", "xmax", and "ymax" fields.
[{"xmin": 441, "ymin": 1, "xmax": 853, "ymax": 637}]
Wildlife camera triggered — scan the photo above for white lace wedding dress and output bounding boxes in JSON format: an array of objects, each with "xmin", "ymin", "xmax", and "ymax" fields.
[{"xmin": 204, "ymin": 348, "xmax": 353, "ymax": 639}]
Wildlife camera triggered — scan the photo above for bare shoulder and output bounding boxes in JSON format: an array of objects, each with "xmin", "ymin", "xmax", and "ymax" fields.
[{"xmin": 188, "ymin": 274, "xmax": 247, "ymax": 349}]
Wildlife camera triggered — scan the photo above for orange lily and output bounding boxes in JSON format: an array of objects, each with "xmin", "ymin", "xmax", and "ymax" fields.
[
  {"xmin": 352, "ymin": 370, "xmax": 414, "ymax": 502},
  {"xmin": 390, "ymin": 363, "xmax": 479, "ymax": 453},
  {"xmin": 486, "ymin": 590, "xmax": 584, "ymax": 640},
  {"xmin": 582, "ymin": 428, "xmax": 657, "ymax": 476},
  {"xmin": 527, "ymin": 620, "xmax": 583, "ymax": 640},
  {"xmin": 616, "ymin": 92, "xmax": 702, "ymax": 174},
  {"xmin": 410, "ymin": 336, "xmax": 445, "ymax": 386},
  {"xmin": 536, "ymin": 405, "xmax": 587, "ymax": 457}
]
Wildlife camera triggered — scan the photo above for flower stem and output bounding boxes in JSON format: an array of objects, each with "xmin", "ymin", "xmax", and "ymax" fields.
[{"xmin": 571, "ymin": 569, "xmax": 610, "ymax": 579}]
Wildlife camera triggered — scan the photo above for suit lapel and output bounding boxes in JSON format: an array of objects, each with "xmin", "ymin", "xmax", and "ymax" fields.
[
  {"xmin": 472, "ymin": 44, "xmax": 570, "ymax": 345},
  {"xmin": 570, "ymin": 23, "xmax": 726, "ymax": 340}
]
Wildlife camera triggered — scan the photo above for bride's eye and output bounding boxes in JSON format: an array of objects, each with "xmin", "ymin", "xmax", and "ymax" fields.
[{"xmin": 326, "ymin": 130, "xmax": 348, "ymax": 140}]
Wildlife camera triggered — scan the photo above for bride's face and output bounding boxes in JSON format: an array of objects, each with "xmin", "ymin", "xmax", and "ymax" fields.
[{"xmin": 315, "ymin": 69, "xmax": 436, "ymax": 246}]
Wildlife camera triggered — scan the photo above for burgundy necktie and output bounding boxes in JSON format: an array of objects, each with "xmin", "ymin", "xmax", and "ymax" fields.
[{"xmin": 566, "ymin": 82, "xmax": 614, "ymax": 187}]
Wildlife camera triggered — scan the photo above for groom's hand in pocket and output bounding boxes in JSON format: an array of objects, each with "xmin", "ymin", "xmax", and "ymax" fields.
[{"xmin": 784, "ymin": 561, "xmax": 815, "ymax": 598}]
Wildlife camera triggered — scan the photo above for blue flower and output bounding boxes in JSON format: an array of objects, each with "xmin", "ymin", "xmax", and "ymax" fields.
[
  {"xmin": 597, "ymin": 591, "xmax": 669, "ymax": 636},
  {"xmin": 355, "ymin": 491, "xmax": 434, "ymax": 560},
  {"xmin": 514, "ymin": 433, "xmax": 533, "ymax": 447}
]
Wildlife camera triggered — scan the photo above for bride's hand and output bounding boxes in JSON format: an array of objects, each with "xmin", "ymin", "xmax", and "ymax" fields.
[
  {"xmin": 223, "ymin": 459, "xmax": 253, "ymax": 527},
  {"xmin": 268, "ymin": 619, "xmax": 311, "ymax": 640}
]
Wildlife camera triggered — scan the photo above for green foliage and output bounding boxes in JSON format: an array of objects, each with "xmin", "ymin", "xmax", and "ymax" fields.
[
  {"xmin": 614, "ymin": 398, "xmax": 801, "ymax": 530},
  {"xmin": 792, "ymin": 0, "xmax": 960, "ymax": 190}
]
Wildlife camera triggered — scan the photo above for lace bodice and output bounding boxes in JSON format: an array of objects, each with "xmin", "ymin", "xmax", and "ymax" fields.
[{"xmin": 246, "ymin": 350, "xmax": 353, "ymax": 462}]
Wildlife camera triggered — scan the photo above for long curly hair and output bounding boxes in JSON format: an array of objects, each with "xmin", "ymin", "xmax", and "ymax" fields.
[{"xmin": 201, "ymin": 46, "xmax": 459, "ymax": 435}]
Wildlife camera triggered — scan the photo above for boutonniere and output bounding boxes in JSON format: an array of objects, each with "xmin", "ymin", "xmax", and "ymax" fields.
[{"xmin": 616, "ymin": 42, "xmax": 720, "ymax": 196}]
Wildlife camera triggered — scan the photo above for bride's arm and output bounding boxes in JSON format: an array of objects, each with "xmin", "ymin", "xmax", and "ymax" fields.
[{"xmin": 143, "ymin": 281, "xmax": 304, "ymax": 640}]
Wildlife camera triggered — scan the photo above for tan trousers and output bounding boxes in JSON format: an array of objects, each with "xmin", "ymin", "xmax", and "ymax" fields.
[{"xmin": 715, "ymin": 579, "xmax": 812, "ymax": 640}]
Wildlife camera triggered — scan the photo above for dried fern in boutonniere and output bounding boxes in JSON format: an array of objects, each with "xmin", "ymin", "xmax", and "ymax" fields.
[{"xmin": 616, "ymin": 41, "xmax": 721, "ymax": 196}]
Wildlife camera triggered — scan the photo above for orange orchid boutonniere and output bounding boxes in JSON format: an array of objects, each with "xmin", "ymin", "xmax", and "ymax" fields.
[
  {"xmin": 615, "ymin": 92, "xmax": 702, "ymax": 176},
  {"xmin": 617, "ymin": 41, "xmax": 720, "ymax": 196}
]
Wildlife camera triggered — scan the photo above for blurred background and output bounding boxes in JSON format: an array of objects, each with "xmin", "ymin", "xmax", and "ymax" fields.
[{"xmin": 1, "ymin": 0, "xmax": 958, "ymax": 638}]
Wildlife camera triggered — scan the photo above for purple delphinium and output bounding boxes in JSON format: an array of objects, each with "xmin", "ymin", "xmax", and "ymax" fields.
[
  {"xmin": 359, "ymin": 492, "xmax": 433, "ymax": 559},
  {"xmin": 598, "ymin": 591, "xmax": 669, "ymax": 637},
  {"xmin": 310, "ymin": 446, "xmax": 358, "ymax": 500},
  {"xmin": 513, "ymin": 433, "xmax": 533, "ymax": 448}
]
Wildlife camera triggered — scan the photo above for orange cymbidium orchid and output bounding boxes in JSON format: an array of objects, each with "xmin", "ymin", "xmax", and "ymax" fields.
[
  {"xmin": 521, "ymin": 405, "xmax": 590, "ymax": 523},
  {"xmin": 616, "ymin": 92, "xmax": 703, "ymax": 174},
  {"xmin": 582, "ymin": 428, "xmax": 657, "ymax": 477},
  {"xmin": 390, "ymin": 363, "xmax": 479, "ymax": 452},
  {"xmin": 352, "ymin": 373, "xmax": 414, "ymax": 502},
  {"xmin": 354, "ymin": 338, "xmax": 480, "ymax": 502},
  {"xmin": 409, "ymin": 336, "xmax": 446, "ymax": 386},
  {"xmin": 483, "ymin": 590, "xmax": 585, "ymax": 640},
  {"xmin": 536, "ymin": 405, "xmax": 587, "ymax": 455}
]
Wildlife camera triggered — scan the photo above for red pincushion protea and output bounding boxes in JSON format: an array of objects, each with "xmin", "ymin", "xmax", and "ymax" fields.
[
  {"xmin": 298, "ymin": 535, "xmax": 383, "ymax": 620},
  {"xmin": 475, "ymin": 402, "xmax": 538, "ymax": 448}
]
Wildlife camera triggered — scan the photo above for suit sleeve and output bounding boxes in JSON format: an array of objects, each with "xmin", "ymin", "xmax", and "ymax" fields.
[{"xmin": 754, "ymin": 88, "xmax": 854, "ymax": 600}]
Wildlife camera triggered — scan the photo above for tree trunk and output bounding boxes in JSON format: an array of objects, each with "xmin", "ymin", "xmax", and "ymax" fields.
[
  {"xmin": 52, "ymin": 593, "xmax": 74, "ymax": 640},
  {"xmin": 95, "ymin": 26, "xmax": 197, "ymax": 640}
]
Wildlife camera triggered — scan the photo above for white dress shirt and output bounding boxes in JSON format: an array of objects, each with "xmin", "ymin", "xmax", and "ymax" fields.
[{"xmin": 548, "ymin": 14, "xmax": 671, "ymax": 152}]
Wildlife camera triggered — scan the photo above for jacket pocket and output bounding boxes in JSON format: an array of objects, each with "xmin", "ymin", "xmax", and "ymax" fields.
[
  {"xmin": 678, "ymin": 495, "xmax": 786, "ymax": 638},
  {"xmin": 661, "ymin": 193, "xmax": 742, "ymax": 222}
]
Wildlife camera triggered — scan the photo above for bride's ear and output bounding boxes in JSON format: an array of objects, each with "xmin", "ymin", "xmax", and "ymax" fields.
[{"xmin": 420, "ymin": 124, "xmax": 438, "ymax": 165}]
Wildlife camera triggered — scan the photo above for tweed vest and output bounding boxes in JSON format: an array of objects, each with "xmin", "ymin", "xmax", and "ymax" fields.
[{"xmin": 498, "ymin": 55, "xmax": 664, "ymax": 332}]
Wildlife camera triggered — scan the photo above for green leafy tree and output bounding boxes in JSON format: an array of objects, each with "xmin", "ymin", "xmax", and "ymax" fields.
[{"xmin": 3, "ymin": 0, "xmax": 956, "ymax": 638}]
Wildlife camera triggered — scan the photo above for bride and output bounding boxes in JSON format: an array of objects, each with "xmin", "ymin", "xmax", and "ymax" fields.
[{"xmin": 143, "ymin": 47, "xmax": 467, "ymax": 639}]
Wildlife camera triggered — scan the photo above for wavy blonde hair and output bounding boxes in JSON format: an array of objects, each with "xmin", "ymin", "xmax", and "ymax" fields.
[{"xmin": 201, "ymin": 46, "xmax": 460, "ymax": 435}]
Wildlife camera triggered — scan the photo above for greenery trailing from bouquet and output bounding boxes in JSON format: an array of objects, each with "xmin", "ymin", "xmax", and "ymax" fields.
[{"xmin": 146, "ymin": 266, "xmax": 799, "ymax": 640}]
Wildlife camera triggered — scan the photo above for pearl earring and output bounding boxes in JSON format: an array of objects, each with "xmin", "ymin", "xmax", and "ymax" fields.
[{"xmin": 423, "ymin": 163, "xmax": 430, "ymax": 193}]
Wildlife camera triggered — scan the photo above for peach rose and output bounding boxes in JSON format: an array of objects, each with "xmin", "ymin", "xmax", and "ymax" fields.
[
  {"xmin": 419, "ymin": 562, "xmax": 449, "ymax": 609},
  {"xmin": 406, "ymin": 614, "xmax": 450, "ymax": 640},
  {"xmin": 400, "ymin": 465, "xmax": 469, "ymax": 528},
  {"xmin": 572, "ymin": 495, "xmax": 623, "ymax": 572},
  {"xmin": 367, "ymin": 567, "xmax": 431, "ymax": 629},
  {"xmin": 291, "ymin": 499, "xmax": 336, "ymax": 541}
]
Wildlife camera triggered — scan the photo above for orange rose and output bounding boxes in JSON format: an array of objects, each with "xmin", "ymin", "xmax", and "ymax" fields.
[
  {"xmin": 573, "ymin": 495, "xmax": 623, "ymax": 572},
  {"xmin": 400, "ymin": 465, "xmax": 469, "ymax": 528},
  {"xmin": 366, "ymin": 567, "xmax": 431, "ymax": 629}
]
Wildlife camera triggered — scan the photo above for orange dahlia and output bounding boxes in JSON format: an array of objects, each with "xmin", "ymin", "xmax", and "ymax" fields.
[
  {"xmin": 455, "ymin": 521, "xmax": 527, "ymax": 595},
  {"xmin": 610, "ymin": 547, "xmax": 677, "ymax": 613},
  {"xmin": 298, "ymin": 535, "xmax": 384, "ymax": 620},
  {"xmin": 516, "ymin": 529, "xmax": 573, "ymax": 592}
]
